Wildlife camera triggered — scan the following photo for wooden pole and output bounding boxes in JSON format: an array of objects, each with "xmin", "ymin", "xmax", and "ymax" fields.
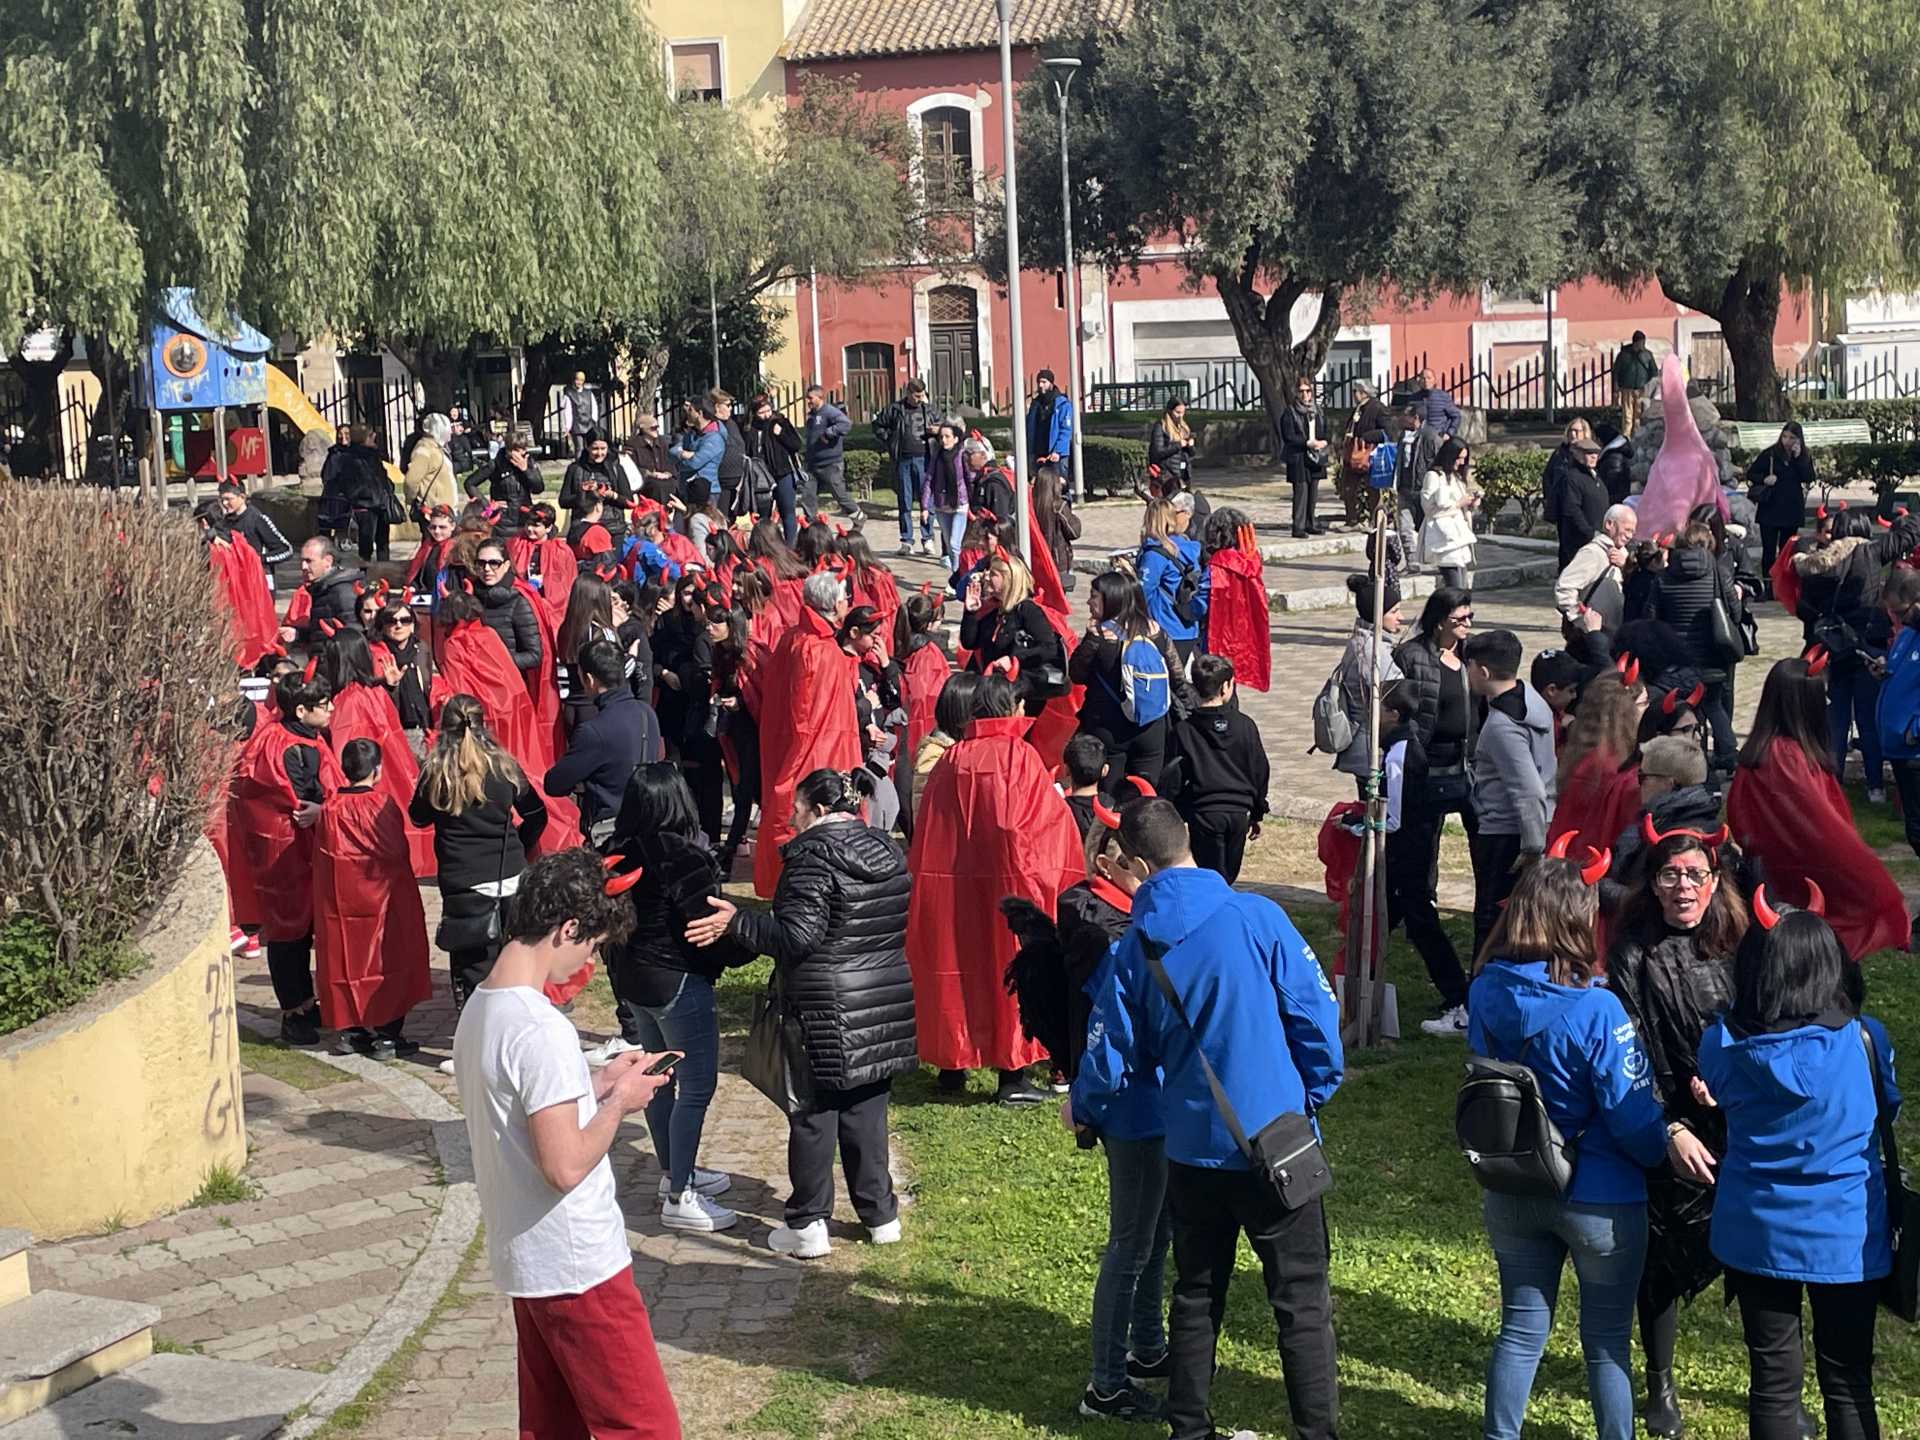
[
  {"xmin": 1347, "ymin": 499, "xmax": 1392, "ymax": 1048},
  {"xmin": 148, "ymin": 406, "xmax": 165, "ymax": 507}
]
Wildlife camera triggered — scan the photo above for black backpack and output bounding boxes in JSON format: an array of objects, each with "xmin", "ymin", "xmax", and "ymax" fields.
[{"xmin": 1455, "ymin": 1040, "xmax": 1578, "ymax": 1199}]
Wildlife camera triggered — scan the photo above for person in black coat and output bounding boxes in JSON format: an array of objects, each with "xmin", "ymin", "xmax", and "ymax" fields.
[
  {"xmin": 959, "ymin": 553, "xmax": 1063, "ymax": 717},
  {"xmin": 468, "ymin": 437, "xmax": 544, "ymax": 532},
  {"xmin": 1594, "ymin": 424, "xmax": 1634, "ymax": 507},
  {"xmin": 687, "ymin": 767, "xmax": 917, "ymax": 1258},
  {"xmin": 1069, "ymin": 571, "xmax": 1196, "ymax": 798},
  {"xmin": 559, "ymin": 432, "xmax": 630, "ymax": 526},
  {"xmin": 280, "ymin": 537, "xmax": 365, "ymax": 648},
  {"xmin": 1161, "ymin": 654, "xmax": 1269, "ymax": 883},
  {"xmin": 745, "ymin": 394, "xmax": 805, "ymax": 542},
  {"xmin": 1747, "ymin": 420, "xmax": 1815, "ymax": 575},
  {"xmin": 1553, "ymin": 439, "xmax": 1609, "ymax": 569},
  {"xmin": 542, "ymin": 639, "xmax": 662, "ymax": 834},
  {"xmin": 1277, "ymin": 377, "xmax": 1328, "ymax": 538},
  {"xmin": 1637, "ymin": 525, "xmax": 1742, "ymax": 766},
  {"xmin": 373, "ymin": 602, "xmax": 431, "ymax": 731},
  {"xmin": 470, "ymin": 539, "xmax": 543, "ymax": 674}
]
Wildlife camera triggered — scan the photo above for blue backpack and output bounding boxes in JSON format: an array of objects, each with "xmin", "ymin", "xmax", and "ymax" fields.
[{"xmin": 1098, "ymin": 625, "xmax": 1171, "ymax": 725}]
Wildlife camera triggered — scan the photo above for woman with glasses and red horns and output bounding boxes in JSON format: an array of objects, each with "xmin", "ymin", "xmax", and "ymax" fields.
[
  {"xmin": 1605, "ymin": 824, "xmax": 1753, "ymax": 1437},
  {"xmin": 1727, "ymin": 654, "xmax": 1908, "ymax": 961}
]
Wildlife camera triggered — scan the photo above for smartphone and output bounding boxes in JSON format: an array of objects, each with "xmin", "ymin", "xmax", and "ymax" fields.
[{"xmin": 642, "ymin": 1051, "xmax": 685, "ymax": 1076}]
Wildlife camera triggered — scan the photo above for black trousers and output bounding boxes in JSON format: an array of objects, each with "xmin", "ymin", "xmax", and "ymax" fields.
[
  {"xmin": 786, "ymin": 1079, "xmax": 897, "ymax": 1229},
  {"xmin": 1701, "ymin": 677, "xmax": 1737, "ymax": 766},
  {"xmin": 1889, "ymin": 760, "xmax": 1920, "ymax": 861},
  {"xmin": 1165, "ymin": 1163, "xmax": 1338, "ymax": 1440},
  {"xmin": 1287, "ymin": 459, "xmax": 1319, "ymax": 535},
  {"xmin": 265, "ymin": 936, "xmax": 315, "ymax": 1012},
  {"xmin": 1731, "ymin": 1269, "xmax": 1880, "ymax": 1440},
  {"xmin": 448, "ymin": 943, "xmax": 502, "ymax": 1009},
  {"xmin": 1385, "ymin": 787, "xmax": 1475, "ymax": 1010},
  {"xmin": 1468, "ymin": 830, "xmax": 1525, "ymax": 966},
  {"xmin": 351, "ymin": 505, "xmax": 390, "ymax": 561},
  {"xmin": 1761, "ymin": 525, "xmax": 1796, "ymax": 577},
  {"xmin": 1083, "ymin": 718, "xmax": 1168, "ymax": 799},
  {"xmin": 1189, "ymin": 808, "xmax": 1251, "ymax": 884}
]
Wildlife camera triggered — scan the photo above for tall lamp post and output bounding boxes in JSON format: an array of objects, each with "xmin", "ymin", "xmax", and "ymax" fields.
[
  {"xmin": 997, "ymin": 0, "xmax": 1032, "ymax": 564},
  {"xmin": 1044, "ymin": 56, "xmax": 1087, "ymax": 505}
]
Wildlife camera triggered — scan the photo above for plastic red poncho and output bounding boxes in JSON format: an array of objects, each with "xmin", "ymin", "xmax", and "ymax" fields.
[
  {"xmin": 508, "ymin": 536, "xmax": 577, "ymax": 625},
  {"xmin": 513, "ymin": 578, "xmax": 566, "ymax": 765},
  {"xmin": 907, "ymin": 714, "xmax": 1085, "ymax": 1069},
  {"xmin": 327, "ymin": 681, "xmax": 436, "ymax": 876},
  {"xmin": 903, "ymin": 637, "xmax": 952, "ymax": 766},
  {"xmin": 754, "ymin": 606, "xmax": 860, "ymax": 897},
  {"xmin": 283, "ymin": 584, "xmax": 312, "ymax": 634},
  {"xmin": 209, "ymin": 536, "xmax": 280, "ymax": 668},
  {"xmin": 313, "ymin": 787, "xmax": 432, "ymax": 1030},
  {"xmin": 1547, "ymin": 749, "xmax": 1640, "ymax": 858},
  {"xmin": 1769, "ymin": 535, "xmax": 1802, "ymax": 617},
  {"xmin": 407, "ymin": 537, "xmax": 453, "ymax": 594},
  {"xmin": 851, "ymin": 563, "xmax": 901, "ymax": 648},
  {"xmin": 1207, "ymin": 544, "xmax": 1271, "ymax": 692},
  {"xmin": 659, "ymin": 530, "xmax": 703, "ymax": 575},
  {"xmin": 1014, "ymin": 496, "xmax": 1086, "ymax": 774},
  {"xmin": 432, "ymin": 620, "xmax": 551, "ymax": 776},
  {"xmin": 229, "ymin": 721, "xmax": 344, "ymax": 943},
  {"xmin": 1728, "ymin": 739, "xmax": 1908, "ymax": 961}
]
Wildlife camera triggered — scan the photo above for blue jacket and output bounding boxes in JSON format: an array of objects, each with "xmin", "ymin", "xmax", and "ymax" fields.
[
  {"xmin": 1467, "ymin": 959, "xmax": 1669, "ymax": 1204},
  {"xmin": 1027, "ymin": 391, "xmax": 1075, "ymax": 463},
  {"xmin": 1069, "ymin": 941, "xmax": 1165, "ymax": 1142},
  {"xmin": 1072, "ymin": 866, "xmax": 1342, "ymax": 1169},
  {"xmin": 1878, "ymin": 618, "xmax": 1920, "ymax": 760},
  {"xmin": 620, "ymin": 536, "xmax": 679, "ymax": 585},
  {"xmin": 1699, "ymin": 1014, "xmax": 1899, "ymax": 1283},
  {"xmin": 1419, "ymin": 385, "xmax": 1462, "ymax": 438},
  {"xmin": 804, "ymin": 402, "xmax": 851, "ymax": 466},
  {"xmin": 542, "ymin": 688, "xmax": 663, "ymax": 825},
  {"xmin": 1138, "ymin": 537, "xmax": 1205, "ymax": 643},
  {"xmin": 680, "ymin": 426, "xmax": 724, "ymax": 485}
]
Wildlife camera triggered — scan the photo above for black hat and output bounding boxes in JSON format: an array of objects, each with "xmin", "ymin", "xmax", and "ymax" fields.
[
  {"xmin": 1347, "ymin": 571, "xmax": 1401, "ymax": 620},
  {"xmin": 1036, "ymin": 368, "xmax": 1056, "ymax": 385}
]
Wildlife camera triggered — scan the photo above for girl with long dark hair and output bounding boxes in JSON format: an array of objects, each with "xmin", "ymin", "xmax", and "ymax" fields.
[
  {"xmin": 372, "ymin": 603, "xmax": 431, "ymax": 732},
  {"xmin": 1069, "ymin": 570, "xmax": 1190, "ymax": 797},
  {"xmin": 706, "ymin": 603, "xmax": 761, "ymax": 877}
]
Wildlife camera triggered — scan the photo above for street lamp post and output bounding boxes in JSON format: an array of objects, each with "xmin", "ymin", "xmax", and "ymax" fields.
[
  {"xmin": 997, "ymin": 0, "xmax": 1032, "ymax": 564},
  {"xmin": 1044, "ymin": 56, "xmax": 1086, "ymax": 505}
]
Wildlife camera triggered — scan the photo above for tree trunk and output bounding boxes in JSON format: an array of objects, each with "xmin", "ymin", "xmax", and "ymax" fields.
[
  {"xmin": 1211, "ymin": 252, "xmax": 1343, "ymax": 462},
  {"xmin": 627, "ymin": 342, "xmax": 672, "ymax": 424},
  {"xmin": 389, "ymin": 335, "xmax": 466, "ymax": 414},
  {"xmin": 84, "ymin": 340, "xmax": 135, "ymax": 484},
  {"xmin": 518, "ymin": 341, "xmax": 556, "ymax": 431},
  {"xmin": 8, "ymin": 332, "xmax": 75, "ymax": 478},
  {"xmin": 1718, "ymin": 262, "xmax": 1786, "ymax": 422}
]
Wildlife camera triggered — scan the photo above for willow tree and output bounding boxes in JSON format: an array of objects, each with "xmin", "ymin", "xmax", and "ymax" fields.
[
  {"xmin": 1547, "ymin": 0, "xmax": 1920, "ymax": 419},
  {"xmin": 998, "ymin": 0, "xmax": 1566, "ymax": 447}
]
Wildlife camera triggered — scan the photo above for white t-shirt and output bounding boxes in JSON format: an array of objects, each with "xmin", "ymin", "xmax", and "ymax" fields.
[{"xmin": 453, "ymin": 986, "xmax": 632, "ymax": 1298}]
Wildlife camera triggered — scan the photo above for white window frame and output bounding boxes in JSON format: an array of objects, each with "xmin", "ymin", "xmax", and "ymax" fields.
[
  {"xmin": 664, "ymin": 37, "xmax": 727, "ymax": 103},
  {"xmin": 905, "ymin": 92, "xmax": 986, "ymax": 211}
]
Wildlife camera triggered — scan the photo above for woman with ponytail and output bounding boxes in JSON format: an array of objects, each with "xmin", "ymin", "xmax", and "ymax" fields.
[
  {"xmin": 687, "ymin": 766, "xmax": 916, "ymax": 1261},
  {"xmin": 409, "ymin": 694, "xmax": 548, "ymax": 1009}
]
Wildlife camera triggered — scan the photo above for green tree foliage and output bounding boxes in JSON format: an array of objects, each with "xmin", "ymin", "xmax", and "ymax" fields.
[
  {"xmin": 1001, "ymin": 0, "xmax": 1566, "ymax": 446},
  {"xmin": 1547, "ymin": 0, "xmax": 1920, "ymax": 419}
]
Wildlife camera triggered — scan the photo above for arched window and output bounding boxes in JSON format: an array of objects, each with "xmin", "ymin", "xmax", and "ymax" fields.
[{"xmin": 921, "ymin": 107, "xmax": 974, "ymax": 207}]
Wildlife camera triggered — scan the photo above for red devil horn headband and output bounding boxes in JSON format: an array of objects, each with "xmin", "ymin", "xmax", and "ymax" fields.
[
  {"xmin": 1091, "ymin": 797, "xmax": 1122, "ymax": 829},
  {"xmin": 1753, "ymin": 879, "xmax": 1827, "ymax": 931},
  {"xmin": 1804, "ymin": 644, "xmax": 1831, "ymax": 677},
  {"xmin": 1640, "ymin": 813, "xmax": 1730, "ymax": 851},
  {"xmin": 601, "ymin": 853, "xmax": 644, "ymax": 897}
]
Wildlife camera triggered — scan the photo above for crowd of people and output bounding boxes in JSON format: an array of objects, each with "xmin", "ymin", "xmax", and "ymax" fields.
[{"xmin": 192, "ymin": 360, "xmax": 1912, "ymax": 1440}]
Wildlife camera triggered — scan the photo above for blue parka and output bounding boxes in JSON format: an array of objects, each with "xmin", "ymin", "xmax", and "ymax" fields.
[
  {"xmin": 1877, "ymin": 616, "xmax": 1920, "ymax": 762},
  {"xmin": 1699, "ymin": 1014, "xmax": 1899, "ymax": 1283},
  {"xmin": 1068, "ymin": 940, "xmax": 1165, "ymax": 1143},
  {"xmin": 1137, "ymin": 536, "xmax": 1206, "ymax": 645},
  {"xmin": 1071, "ymin": 866, "xmax": 1342, "ymax": 1169},
  {"xmin": 1467, "ymin": 958, "xmax": 1670, "ymax": 1205}
]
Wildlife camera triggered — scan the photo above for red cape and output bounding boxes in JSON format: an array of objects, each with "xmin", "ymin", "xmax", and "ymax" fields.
[
  {"xmin": 903, "ymin": 639, "xmax": 951, "ymax": 768},
  {"xmin": 211, "ymin": 737, "xmax": 258, "ymax": 929},
  {"xmin": 313, "ymin": 787, "xmax": 432, "ymax": 1029},
  {"xmin": 328, "ymin": 681, "xmax": 437, "ymax": 876},
  {"xmin": 571, "ymin": 525, "xmax": 612, "ymax": 561},
  {"xmin": 432, "ymin": 620, "xmax": 550, "ymax": 775},
  {"xmin": 509, "ymin": 537, "xmax": 577, "ymax": 625},
  {"xmin": 1547, "ymin": 749, "xmax": 1640, "ymax": 857},
  {"xmin": 1016, "ymin": 514, "xmax": 1086, "ymax": 773},
  {"xmin": 659, "ymin": 530, "xmax": 703, "ymax": 575},
  {"xmin": 769, "ymin": 575, "xmax": 807, "ymax": 632},
  {"xmin": 229, "ymin": 720, "xmax": 345, "ymax": 943},
  {"xmin": 851, "ymin": 565, "xmax": 901, "ymax": 648},
  {"xmin": 513, "ymin": 579, "xmax": 566, "ymax": 764},
  {"xmin": 1208, "ymin": 546, "xmax": 1271, "ymax": 692},
  {"xmin": 907, "ymin": 715, "xmax": 1085, "ymax": 1069},
  {"xmin": 1770, "ymin": 535, "xmax": 1802, "ymax": 617},
  {"xmin": 754, "ymin": 607, "xmax": 860, "ymax": 897},
  {"xmin": 283, "ymin": 584, "xmax": 312, "ymax": 632},
  {"xmin": 1728, "ymin": 739, "xmax": 1908, "ymax": 960},
  {"xmin": 209, "ymin": 536, "xmax": 279, "ymax": 668}
]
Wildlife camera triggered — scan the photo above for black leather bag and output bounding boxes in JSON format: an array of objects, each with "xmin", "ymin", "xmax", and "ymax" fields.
[
  {"xmin": 1142, "ymin": 944, "xmax": 1332, "ymax": 1211},
  {"xmin": 1456, "ymin": 1042, "xmax": 1579, "ymax": 1199},
  {"xmin": 1862, "ymin": 1026, "xmax": 1918, "ymax": 1323},
  {"xmin": 743, "ymin": 977, "xmax": 815, "ymax": 1116}
]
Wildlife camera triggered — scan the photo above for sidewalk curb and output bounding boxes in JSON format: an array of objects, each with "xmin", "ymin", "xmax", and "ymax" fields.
[{"xmin": 235, "ymin": 1015, "xmax": 478, "ymax": 1439}]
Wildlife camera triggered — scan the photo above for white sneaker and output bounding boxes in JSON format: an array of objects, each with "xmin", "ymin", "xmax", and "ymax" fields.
[
  {"xmin": 1869, "ymin": 788, "xmax": 1888, "ymax": 804},
  {"xmin": 1420, "ymin": 1004, "xmax": 1469, "ymax": 1038},
  {"xmin": 867, "ymin": 1218, "xmax": 902, "ymax": 1245},
  {"xmin": 583, "ymin": 1036, "xmax": 641, "ymax": 1068},
  {"xmin": 437, "ymin": 1058, "xmax": 457, "ymax": 1077},
  {"xmin": 661, "ymin": 1187, "xmax": 737, "ymax": 1232},
  {"xmin": 768, "ymin": 1219, "xmax": 831, "ymax": 1259},
  {"xmin": 896, "ymin": 541, "xmax": 914, "ymax": 557},
  {"xmin": 656, "ymin": 1167, "xmax": 731, "ymax": 1199}
]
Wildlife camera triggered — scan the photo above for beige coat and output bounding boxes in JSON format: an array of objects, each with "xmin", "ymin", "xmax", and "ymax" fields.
[
  {"xmin": 403, "ymin": 435, "xmax": 457, "ymax": 514},
  {"xmin": 912, "ymin": 731, "xmax": 955, "ymax": 813}
]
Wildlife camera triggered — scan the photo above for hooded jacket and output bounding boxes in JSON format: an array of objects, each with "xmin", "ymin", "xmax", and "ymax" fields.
[
  {"xmin": 1333, "ymin": 619, "xmax": 1404, "ymax": 778},
  {"xmin": 1138, "ymin": 536, "xmax": 1205, "ymax": 643},
  {"xmin": 1643, "ymin": 544, "xmax": 1734, "ymax": 678},
  {"xmin": 1699, "ymin": 1013, "xmax": 1899, "ymax": 1283},
  {"xmin": 474, "ymin": 579, "xmax": 542, "ymax": 672},
  {"xmin": 730, "ymin": 818, "xmax": 918, "ymax": 1090},
  {"xmin": 294, "ymin": 563, "xmax": 366, "ymax": 640},
  {"xmin": 1793, "ymin": 514, "xmax": 1920, "ymax": 654},
  {"xmin": 1071, "ymin": 866, "xmax": 1343, "ymax": 1169},
  {"xmin": 1596, "ymin": 434, "xmax": 1633, "ymax": 507},
  {"xmin": 1470, "ymin": 682, "xmax": 1556, "ymax": 850},
  {"xmin": 1877, "ymin": 613, "xmax": 1920, "ymax": 761},
  {"xmin": 1166, "ymin": 703, "xmax": 1270, "ymax": 821},
  {"xmin": 1466, "ymin": 958, "xmax": 1670, "ymax": 1204}
]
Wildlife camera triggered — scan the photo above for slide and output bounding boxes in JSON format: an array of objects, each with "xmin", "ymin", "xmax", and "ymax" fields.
[{"xmin": 266, "ymin": 367, "xmax": 403, "ymax": 487}]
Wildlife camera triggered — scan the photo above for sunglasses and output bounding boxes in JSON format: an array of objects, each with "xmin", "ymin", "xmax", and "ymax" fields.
[
  {"xmin": 1450, "ymin": 612, "xmax": 1474, "ymax": 624},
  {"xmin": 479, "ymin": 556, "xmax": 509, "ymax": 567},
  {"xmin": 387, "ymin": 616, "xmax": 416, "ymax": 628}
]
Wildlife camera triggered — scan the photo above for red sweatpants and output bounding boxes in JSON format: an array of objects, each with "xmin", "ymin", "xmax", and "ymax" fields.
[{"xmin": 511, "ymin": 1266, "xmax": 681, "ymax": 1440}]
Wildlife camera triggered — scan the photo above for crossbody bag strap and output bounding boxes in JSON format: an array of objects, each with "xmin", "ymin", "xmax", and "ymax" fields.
[
  {"xmin": 1859, "ymin": 1024, "xmax": 1903, "ymax": 1192},
  {"xmin": 1141, "ymin": 941, "xmax": 1254, "ymax": 1160}
]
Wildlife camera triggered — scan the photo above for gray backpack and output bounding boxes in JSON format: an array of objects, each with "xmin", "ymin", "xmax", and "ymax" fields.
[{"xmin": 1310, "ymin": 662, "xmax": 1355, "ymax": 755}]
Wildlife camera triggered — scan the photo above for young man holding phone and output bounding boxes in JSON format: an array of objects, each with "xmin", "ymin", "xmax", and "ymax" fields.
[{"xmin": 452, "ymin": 848, "xmax": 684, "ymax": 1439}]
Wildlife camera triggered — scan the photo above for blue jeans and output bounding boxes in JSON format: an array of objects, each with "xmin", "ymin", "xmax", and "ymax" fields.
[
  {"xmin": 895, "ymin": 456, "xmax": 930, "ymax": 543},
  {"xmin": 774, "ymin": 468, "xmax": 798, "ymax": 546},
  {"xmin": 1481, "ymin": 1191, "xmax": 1648, "ymax": 1440},
  {"xmin": 1090, "ymin": 1136, "xmax": 1172, "ymax": 1390},
  {"xmin": 629, "ymin": 972, "xmax": 720, "ymax": 1195},
  {"xmin": 934, "ymin": 507, "xmax": 968, "ymax": 570},
  {"xmin": 1828, "ymin": 665, "xmax": 1885, "ymax": 791}
]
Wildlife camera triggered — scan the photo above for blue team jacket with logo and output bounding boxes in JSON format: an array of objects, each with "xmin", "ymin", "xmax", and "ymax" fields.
[{"xmin": 1467, "ymin": 959, "xmax": 1670, "ymax": 1204}]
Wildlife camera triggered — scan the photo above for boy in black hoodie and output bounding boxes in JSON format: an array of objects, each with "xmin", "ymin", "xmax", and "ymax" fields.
[
  {"xmin": 1060, "ymin": 733, "xmax": 1108, "ymax": 841},
  {"xmin": 1164, "ymin": 655, "xmax": 1269, "ymax": 882}
]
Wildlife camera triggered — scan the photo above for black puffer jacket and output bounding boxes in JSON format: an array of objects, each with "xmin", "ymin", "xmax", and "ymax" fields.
[
  {"xmin": 1392, "ymin": 635, "xmax": 1476, "ymax": 783},
  {"xmin": 1641, "ymin": 545, "xmax": 1733, "ymax": 680},
  {"xmin": 298, "ymin": 564, "xmax": 366, "ymax": 639},
  {"xmin": 475, "ymin": 580, "xmax": 543, "ymax": 672},
  {"xmin": 730, "ymin": 818, "xmax": 917, "ymax": 1090}
]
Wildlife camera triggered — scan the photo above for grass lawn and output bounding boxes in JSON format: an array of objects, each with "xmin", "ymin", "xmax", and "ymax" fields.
[
  {"xmin": 730, "ymin": 819, "xmax": 1920, "ymax": 1440},
  {"xmin": 239, "ymin": 1035, "xmax": 348, "ymax": 1090}
]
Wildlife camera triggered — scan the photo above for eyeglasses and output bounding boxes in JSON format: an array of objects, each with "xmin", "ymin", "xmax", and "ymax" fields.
[{"xmin": 1655, "ymin": 867, "xmax": 1715, "ymax": 891}]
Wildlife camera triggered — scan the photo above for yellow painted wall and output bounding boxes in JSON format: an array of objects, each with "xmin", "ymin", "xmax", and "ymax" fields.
[{"xmin": 0, "ymin": 845, "xmax": 246, "ymax": 1240}]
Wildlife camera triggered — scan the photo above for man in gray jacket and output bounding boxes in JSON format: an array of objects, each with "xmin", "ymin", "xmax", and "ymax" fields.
[
  {"xmin": 1460, "ymin": 629, "xmax": 1556, "ymax": 970},
  {"xmin": 802, "ymin": 385, "xmax": 859, "ymax": 520},
  {"xmin": 1393, "ymin": 401, "xmax": 1441, "ymax": 573}
]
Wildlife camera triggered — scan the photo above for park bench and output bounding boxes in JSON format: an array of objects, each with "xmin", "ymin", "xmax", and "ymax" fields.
[
  {"xmin": 1728, "ymin": 418, "xmax": 1872, "ymax": 450},
  {"xmin": 1089, "ymin": 379, "xmax": 1190, "ymax": 414}
]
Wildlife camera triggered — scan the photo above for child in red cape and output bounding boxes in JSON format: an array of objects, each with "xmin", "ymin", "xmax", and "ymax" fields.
[
  {"xmin": 1202, "ymin": 510, "xmax": 1271, "ymax": 693},
  {"xmin": 907, "ymin": 674, "xmax": 1085, "ymax": 1101},
  {"xmin": 319, "ymin": 630, "xmax": 437, "ymax": 876},
  {"xmin": 314, "ymin": 740, "xmax": 431, "ymax": 1055},
  {"xmin": 1728, "ymin": 655, "xmax": 1908, "ymax": 960},
  {"xmin": 507, "ymin": 505, "xmax": 577, "ymax": 625},
  {"xmin": 229, "ymin": 673, "xmax": 344, "ymax": 1045},
  {"xmin": 754, "ymin": 574, "xmax": 860, "ymax": 897},
  {"xmin": 1547, "ymin": 668, "xmax": 1646, "ymax": 858}
]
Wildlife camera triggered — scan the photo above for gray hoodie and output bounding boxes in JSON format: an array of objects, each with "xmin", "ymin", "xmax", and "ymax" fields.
[{"xmin": 1471, "ymin": 682, "xmax": 1556, "ymax": 850}]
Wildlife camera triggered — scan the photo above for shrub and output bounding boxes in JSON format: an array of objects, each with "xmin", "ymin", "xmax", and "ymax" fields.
[
  {"xmin": 1471, "ymin": 447, "xmax": 1551, "ymax": 533},
  {"xmin": 1822, "ymin": 442, "xmax": 1920, "ymax": 501},
  {"xmin": 0, "ymin": 486, "xmax": 233, "ymax": 1033},
  {"xmin": 1081, "ymin": 435, "xmax": 1149, "ymax": 496},
  {"xmin": 1791, "ymin": 398, "xmax": 1920, "ymax": 444},
  {"xmin": 844, "ymin": 449, "xmax": 884, "ymax": 496}
]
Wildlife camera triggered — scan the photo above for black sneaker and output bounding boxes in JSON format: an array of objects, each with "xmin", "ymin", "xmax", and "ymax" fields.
[
  {"xmin": 1078, "ymin": 1385, "xmax": 1162, "ymax": 1422},
  {"xmin": 281, "ymin": 1008, "xmax": 321, "ymax": 1047},
  {"xmin": 1125, "ymin": 1349, "xmax": 1172, "ymax": 1383},
  {"xmin": 936, "ymin": 1069, "xmax": 968, "ymax": 1093},
  {"xmin": 997, "ymin": 1079, "xmax": 1049, "ymax": 1107},
  {"xmin": 333, "ymin": 1028, "xmax": 373, "ymax": 1056}
]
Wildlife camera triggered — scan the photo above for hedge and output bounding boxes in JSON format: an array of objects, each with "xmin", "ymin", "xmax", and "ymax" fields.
[
  {"xmin": 842, "ymin": 435, "xmax": 1149, "ymax": 499},
  {"xmin": 1472, "ymin": 448, "xmax": 1551, "ymax": 532},
  {"xmin": 1791, "ymin": 398, "xmax": 1920, "ymax": 444}
]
